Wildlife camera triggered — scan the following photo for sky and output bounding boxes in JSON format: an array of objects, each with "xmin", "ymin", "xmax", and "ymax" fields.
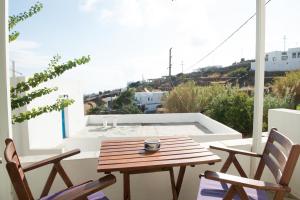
[{"xmin": 9, "ymin": 0, "xmax": 300, "ymax": 94}]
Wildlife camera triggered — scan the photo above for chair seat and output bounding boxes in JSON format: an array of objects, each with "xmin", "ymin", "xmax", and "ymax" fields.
[
  {"xmin": 40, "ymin": 181, "xmax": 109, "ymax": 200},
  {"xmin": 198, "ymin": 177, "xmax": 269, "ymax": 200}
]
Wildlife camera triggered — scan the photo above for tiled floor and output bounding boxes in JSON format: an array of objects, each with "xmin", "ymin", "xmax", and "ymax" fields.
[{"xmin": 74, "ymin": 122, "xmax": 212, "ymax": 138}]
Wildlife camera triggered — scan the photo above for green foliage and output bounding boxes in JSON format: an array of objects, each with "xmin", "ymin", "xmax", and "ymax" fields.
[
  {"xmin": 272, "ymin": 70, "xmax": 300, "ymax": 99},
  {"xmin": 11, "ymin": 87, "xmax": 58, "ymax": 110},
  {"xmin": 205, "ymin": 90, "xmax": 254, "ymax": 134},
  {"xmin": 118, "ymin": 104, "xmax": 142, "ymax": 114},
  {"xmin": 10, "ymin": 55, "xmax": 91, "ymax": 96},
  {"xmin": 164, "ymin": 81, "xmax": 294, "ymax": 136},
  {"xmin": 297, "ymin": 105, "xmax": 300, "ymax": 110},
  {"xmin": 163, "ymin": 81, "xmax": 227, "ymax": 113},
  {"xmin": 9, "ymin": 2, "xmax": 91, "ymax": 124},
  {"xmin": 262, "ymin": 94, "xmax": 293, "ymax": 130},
  {"xmin": 227, "ymin": 67, "xmax": 248, "ymax": 77},
  {"xmin": 9, "ymin": 2, "xmax": 43, "ymax": 42},
  {"xmin": 87, "ymin": 104, "xmax": 108, "ymax": 115},
  {"xmin": 112, "ymin": 89, "xmax": 142, "ymax": 114},
  {"xmin": 12, "ymin": 98, "xmax": 74, "ymax": 124},
  {"xmin": 11, "ymin": 55, "xmax": 90, "ymax": 123}
]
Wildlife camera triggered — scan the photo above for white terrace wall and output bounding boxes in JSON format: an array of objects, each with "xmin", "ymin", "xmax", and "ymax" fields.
[
  {"xmin": 268, "ymin": 109, "xmax": 300, "ymax": 198},
  {"xmin": 21, "ymin": 138, "xmax": 275, "ymax": 200},
  {"xmin": 87, "ymin": 113, "xmax": 239, "ymax": 135},
  {"xmin": 11, "ymin": 75, "xmax": 86, "ymax": 155}
]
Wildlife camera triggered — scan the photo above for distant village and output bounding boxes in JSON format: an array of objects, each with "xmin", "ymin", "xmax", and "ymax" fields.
[{"xmin": 84, "ymin": 47, "xmax": 300, "ymax": 115}]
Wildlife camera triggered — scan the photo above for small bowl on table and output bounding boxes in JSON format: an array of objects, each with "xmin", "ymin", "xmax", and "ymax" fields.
[{"xmin": 144, "ymin": 138, "xmax": 160, "ymax": 152}]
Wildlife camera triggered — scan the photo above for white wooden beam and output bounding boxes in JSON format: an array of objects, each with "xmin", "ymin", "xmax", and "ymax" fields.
[
  {"xmin": 0, "ymin": 0, "xmax": 13, "ymax": 199},
  {"xmin": 251, "ymin": 0, "xmax": 266, "ymax": 177}
]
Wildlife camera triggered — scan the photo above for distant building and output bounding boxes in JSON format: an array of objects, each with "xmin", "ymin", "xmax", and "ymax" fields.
[
  {"xmin": 251, "ymin": 47, "xmax": 300, "ymax": 71},
  {"xmin": 134, "ymin": 91, "xmax": 167, "ymax": 113}
]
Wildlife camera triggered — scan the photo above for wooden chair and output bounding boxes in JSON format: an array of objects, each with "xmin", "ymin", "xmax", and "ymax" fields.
[
  {"xmin": 198, "ymin": 128, "xmax": 300, "ymax": 200},
  {"xmin": 4, "ymin": 138, "xmax": 116, "ymax": 200}
]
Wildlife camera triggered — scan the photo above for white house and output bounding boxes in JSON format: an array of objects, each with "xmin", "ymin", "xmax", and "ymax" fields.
[
  {"xmin": 134, "ymin": 91, "xmax": 167, "ymax": 113},
  {"xmin": 251, "ymin": 47, "xmax": 300, "ymax": 71}
]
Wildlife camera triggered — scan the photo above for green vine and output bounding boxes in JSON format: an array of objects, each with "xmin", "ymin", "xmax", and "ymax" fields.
[
  {"xmin": 9, "ymin": 2, "xmax": 91, "ymax": 124},
  {"xmin": 10, "ymin": 55, "xmax": 91, "ymax": 96},
  {"xmin": 11, "ymin": 87, "xmax": 58, "ymax": 110},
  {"xmin": 9, "ymin": 2, "xmax": 43, "ymax": 42},
  {"xmin": 12, "ymin": 98, "xmax": 74, "ymax": 124}
]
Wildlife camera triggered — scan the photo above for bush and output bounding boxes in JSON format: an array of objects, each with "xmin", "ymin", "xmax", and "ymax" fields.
[
  {"xmin": 262, "ymin": 94, "xmax": 293, "ymax": 130},
  {"xmin": 227, "ymin": 67, "xmax": 248, "ymax": 77},
  {"xmin": 205, "ymin": 91, "xmax": 253, "ymax": 135},
  {"xmin": 164, "ymin": 82, "xmax": 294, "ymax": 136},
  {"xmin": 163, "ymin": 81, "xmax": 227, "ymax": 113},
  {"xmin": 272, "ymin": 70, "xmax": 300, "ymax": 104}
]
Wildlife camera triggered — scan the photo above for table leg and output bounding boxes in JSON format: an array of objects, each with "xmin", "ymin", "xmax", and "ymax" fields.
[
  {"xmin": 123, "ymin": 173, "xmax": 131, "ymax": 200},
  {"xmin": 169, "ymin": 168, "xmax": 178, "ymax": 200},
  {"xmin": 176, "ymin": 166, "xmax": 186, "ymax": 196}
]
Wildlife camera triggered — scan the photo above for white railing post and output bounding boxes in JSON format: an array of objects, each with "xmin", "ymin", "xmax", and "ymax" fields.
[
  {"xmin": 0, "ymin": 0, "xmax": 13, "ymax": 199},
  {"xmin": 251, "ymin": 0, "xmax": 266, "ymax": 177}
]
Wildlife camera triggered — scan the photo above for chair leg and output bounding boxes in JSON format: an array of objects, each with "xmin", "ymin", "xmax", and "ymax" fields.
[
  {"xmin": 40, "ymin": 165, "xmax": 58, "ymax": 198},
  {"xmin": 235, "ymin": 186, "xmax": 249, "ymax": 200},
  {"xmin": 273, "ymin": 191, "xmax": 286, "ymax": 200},
  {"xmin": 223, "ymin": 185, "xmax": 237, "ymax": 200},
  {"xmin": 123, "ymin": 173, "xmax": 131, "ymax": 200},
  {"xmin": 55, "ymin": 162, "xmax": 73, "ymax": 187},
  {"xmin": 169, "ymin": 168, "xmax": 178, "ymax": 200}
]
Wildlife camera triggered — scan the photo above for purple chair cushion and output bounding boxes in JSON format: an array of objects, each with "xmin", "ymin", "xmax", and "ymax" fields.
[
  {"xmin": 198, "ymin": 177, "xmax": 268, "ymax": 200},
  {"xmin": 40, "ymin": 182, "xmax": 109, "ymax": 200}
]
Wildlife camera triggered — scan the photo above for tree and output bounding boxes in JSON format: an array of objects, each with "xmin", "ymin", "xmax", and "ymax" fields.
[
  {"xmin": 112, "ymin": 89, "xmax": 142, "ymax": 114},
  {"xmin": 9, "ymin": 2, "xmax": 90, "ymax": 124}
]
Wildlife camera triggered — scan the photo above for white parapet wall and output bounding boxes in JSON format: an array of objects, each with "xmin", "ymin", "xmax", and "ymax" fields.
[
  {"xmin": 87, "ymin": 113, "xmax": 240, "ymax": 135},
  {"xmin": 268, "ymin": 108, "xmax": 300, "ymax": 198},
  {"xmin": 11, "ymin": 75, "xmax": 86, "ymax": 155},
  {"xmin": 59, "ymin": 113, "xmax": 242, "ymax": 151},
  {"xmin": 21, "ymin": 138, "xmax": 272, "ymax": 200}
]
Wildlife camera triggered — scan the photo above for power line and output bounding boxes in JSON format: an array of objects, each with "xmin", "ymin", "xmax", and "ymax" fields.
[{"xmin": 186, "ymin": 0, "xmax": 273, "ymax": 72}]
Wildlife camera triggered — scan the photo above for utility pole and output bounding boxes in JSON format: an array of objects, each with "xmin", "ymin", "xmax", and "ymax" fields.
[
  {"xmin": 12, "ymin": 60, "xmax": 16, "ymax": 78},
  {"xmin": 169, "ymin": 48, "xmax": 172, "ymax": 77},
  {"xmin": 181, "ymin": 61, "xmax": 184, "ymax": 74},
  {"xmin": 283, "ymin": 35, "xmax": 287, "ymax": 52}
]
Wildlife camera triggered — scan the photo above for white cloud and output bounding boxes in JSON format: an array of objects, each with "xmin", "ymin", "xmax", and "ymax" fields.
[
  {"xmin": 79, "ymin": 0, "xmax": 103, "ymax": 12},
  {"xmin": 9, "ymin": 40, "xmax": 50, "ymax": 75}
]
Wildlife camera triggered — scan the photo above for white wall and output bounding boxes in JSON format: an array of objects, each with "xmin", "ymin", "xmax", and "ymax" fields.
[
  {"xmin": 251, "ymin": 48, "xmax": 300, "ymax": 71},
  {"xmin": 11, "ymin": 75, "xmax": 85, "ymax": 155},
  {"xmin": 19, "ymin": 137, "xmax": 283, "ymax": 200},
  {"xmin": 268, "ymin": 108, "xmax": 300, "ymax": 198},
  {"xmin": 86, "ymin": 113, "xmax": 240, "ymax": 135}
]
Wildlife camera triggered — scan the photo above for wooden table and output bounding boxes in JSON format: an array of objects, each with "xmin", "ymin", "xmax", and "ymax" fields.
[{"xmin": 97, "ymin": 136, "xmax": 221, "ymax": 200}]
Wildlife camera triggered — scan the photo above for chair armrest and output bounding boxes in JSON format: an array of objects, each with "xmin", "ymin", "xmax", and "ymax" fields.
[
  {"xmin": 204, "ymin": 171, "xmax": 290, "ymax": 192},
  {"xmin": 23, "ymin": 149, "xmax": 80, "ymax": 172},
  {"xmin": 210, "ymin": 145, "xmax": 262, "ymax": 157},
  {"xmin": 52, "ymin": 174, "xmax": 116, "ymax": 200}
]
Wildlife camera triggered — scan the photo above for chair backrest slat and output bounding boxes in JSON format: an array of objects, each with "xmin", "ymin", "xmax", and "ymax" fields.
[
  {"xmin": 280, "ymin": 145, "xmax": 300, "ymax": 186},
  {"xmin": 265, "ymin": 141, "xmax": 287, "ymax": 172},
  {"xmin": 4, "ymin": 139, "xmax": 34, "ymax": 200},
  {"xmin": 255, "ymin": 128, "xmax": 300, "ymax": 188},
  {"xmin": 268, "ymin": 129, "xmax": 293, "ymax": 153},
  {"xmin": 263, "ymin": 154, "xmax": 282, "ymax": 183}
]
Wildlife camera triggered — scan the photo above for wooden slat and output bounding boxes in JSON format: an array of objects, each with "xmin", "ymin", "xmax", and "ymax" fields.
[
  {"xmin": 100, "ymin": 142, "xmax": 201, "ymax": 153},
  {"xmin": 101, "ymin": 137, "xmax": 193, "ymax": 147},
  {"xmin": 100, "ymin": 151, "xmax": 214, "ymax": 165},
  {"xmin": 269, "ymin": 130, "xmax": 293, "ymax": 153},
  {"xmin": 100, "ymin": 145, "xmax": 205, "ymax": 157},
  {"xmin": 101, "ymin": 140, "xmax": 197, "ymax": 151},
  {"xmin": 263, "ymin": 154, "xmax": 282, "ymax": 183},
  {"xmin": 265, "ymin": 142, "xmax": 287, "ymax": 172},
  {"xmin": 98, "ymin": 155, "xmax": 221, "ymax": 172},
  {"xmin": 102, "ymin": 136, "xmax": 191, "ymax": 144},
  {"xmin": 100, "ymin": 148, "xmax": 209, "ymax": 161}
]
